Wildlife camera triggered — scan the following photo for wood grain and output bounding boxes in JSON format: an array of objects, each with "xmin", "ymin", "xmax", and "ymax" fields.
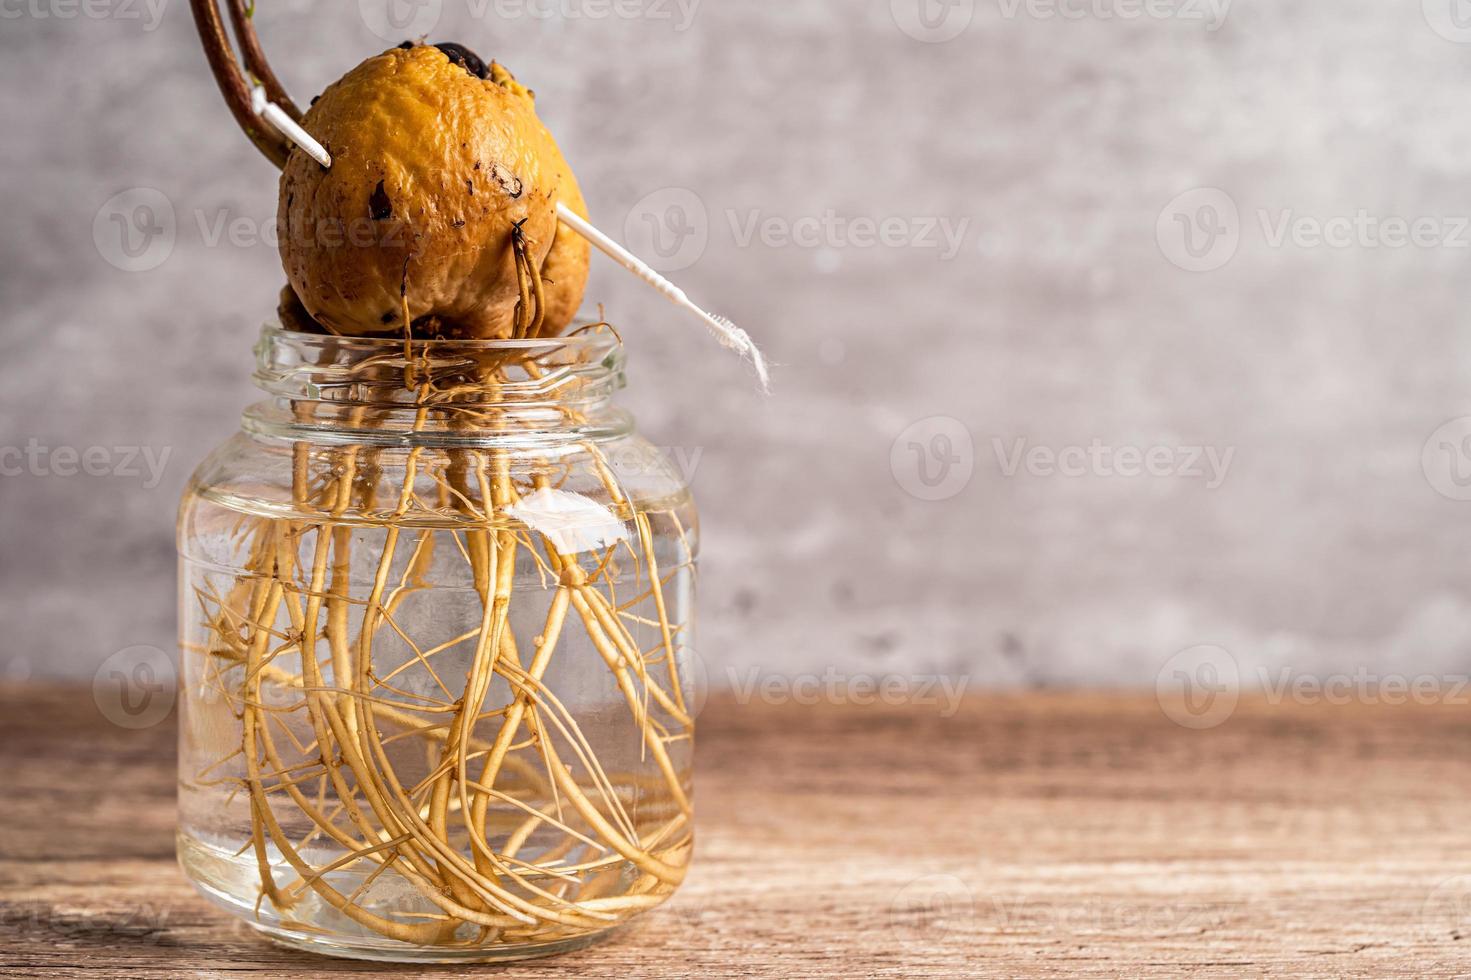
[{"xmin": 2, "ymin": 684, "xmax": 1469, "ymax": 978}]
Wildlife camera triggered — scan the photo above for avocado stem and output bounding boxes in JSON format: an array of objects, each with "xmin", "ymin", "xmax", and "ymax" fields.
[
  {"xmin": 189, "ymin": 0, "xmax": 290, "ymax": 168},
  {"xmin": 226, "ymin": 0, "xmax": 303, "ymax": 123}
]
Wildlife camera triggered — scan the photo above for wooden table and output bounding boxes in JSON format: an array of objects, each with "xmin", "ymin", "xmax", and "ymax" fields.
[{"xmin": 2, "ymin": 684, "xmax": 1468, "ymax": 978}]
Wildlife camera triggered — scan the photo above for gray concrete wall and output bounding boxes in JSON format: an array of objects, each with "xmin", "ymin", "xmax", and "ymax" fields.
[{"xmin": 6, "ymin": 0, "xmax": 1471, "ymax": 699}]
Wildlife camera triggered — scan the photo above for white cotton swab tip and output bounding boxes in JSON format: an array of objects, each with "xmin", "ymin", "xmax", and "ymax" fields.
[{"xmin": 251, "ymin": 86, "xmax": 331, "ymax": 168}]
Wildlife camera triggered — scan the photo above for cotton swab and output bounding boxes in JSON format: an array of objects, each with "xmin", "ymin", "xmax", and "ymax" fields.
[
  {"xmin": 554, "ymin": 204, "xmax": 768, "ymax": 390},
  {"xmin": 250, "ymin": 87, "xmax": 768, "ymax": 390}
]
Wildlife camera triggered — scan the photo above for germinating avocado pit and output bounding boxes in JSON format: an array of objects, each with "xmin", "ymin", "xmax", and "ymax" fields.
[
  {"xmin": 279, "ymin": 42, "xmax": 590, "ymax": 338},
  {"xmin": 184, "ymin": 2, "xmax": 701, "ymax": 961}
]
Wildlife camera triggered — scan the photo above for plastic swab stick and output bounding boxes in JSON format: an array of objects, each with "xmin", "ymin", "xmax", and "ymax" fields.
[{"xmin": 251, "ymin": 86, "xmax": 331, "ymax": 168}]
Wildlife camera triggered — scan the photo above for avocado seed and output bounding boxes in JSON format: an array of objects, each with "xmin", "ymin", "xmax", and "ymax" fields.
[{"xmin": 278, "ymin": 43, "xmax": 589, "ymax": 338}]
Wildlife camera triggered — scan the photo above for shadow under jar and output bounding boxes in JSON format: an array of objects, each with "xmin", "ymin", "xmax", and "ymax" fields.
[{"xmin": 176, "ymin": 324, "xmax": 698, "ymax": 962}]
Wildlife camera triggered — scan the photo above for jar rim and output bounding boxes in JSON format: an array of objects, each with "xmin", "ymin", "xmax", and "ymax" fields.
[{"xmin": 251, "ymin": 317, "xmax": 628, "ymax": 417}]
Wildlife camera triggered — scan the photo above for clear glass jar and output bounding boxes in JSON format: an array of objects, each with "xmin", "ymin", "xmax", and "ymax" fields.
[{"xmin": 176, "ymin": 324, "xmax": 697, "ymax": 962}]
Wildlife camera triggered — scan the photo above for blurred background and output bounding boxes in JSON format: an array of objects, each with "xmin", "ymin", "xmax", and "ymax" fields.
[{"xmin": 4, "ymin": 0, "xmax": 1471, "ymax": 696}]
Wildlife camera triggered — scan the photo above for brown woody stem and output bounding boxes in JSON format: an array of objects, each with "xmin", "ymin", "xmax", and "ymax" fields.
[
  {"xmin": 226, "ymin": 0, "xmax": 303, "ymax": 122},
  {"xmin": 189, "ymin": 0, "xmax": 289, "ymax": 168}
]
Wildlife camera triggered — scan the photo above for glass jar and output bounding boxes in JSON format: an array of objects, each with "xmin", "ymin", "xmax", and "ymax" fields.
[{"xmin": 176, "ymin": 323, "xmax": 698, "ymax": 962}]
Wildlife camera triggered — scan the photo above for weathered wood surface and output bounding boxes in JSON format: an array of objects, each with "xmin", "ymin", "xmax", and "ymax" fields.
[{"xmin": 2, "ymin": 684, "xmax": 1470, "ymax": 978}]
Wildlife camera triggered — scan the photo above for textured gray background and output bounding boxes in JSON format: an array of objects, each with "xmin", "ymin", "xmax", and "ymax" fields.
[{"xmin": 5, "ymin": 0, "xmax": 1471, "ymax": 692}]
